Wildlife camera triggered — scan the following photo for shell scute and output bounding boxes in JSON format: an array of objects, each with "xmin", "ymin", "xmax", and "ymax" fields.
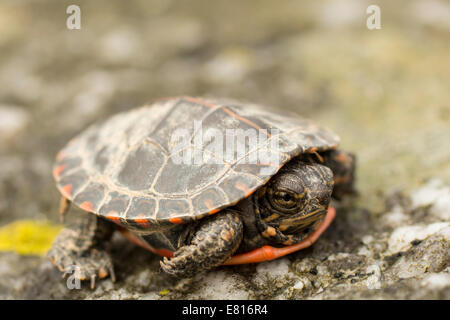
[
  {"xmin": 98, "ymin": 191, "xmax": 130, "ymax": 219},
  {"xmin": 157, "ymin": 199, "xmax": 191, "ymax": 222},
  {"xmin": 73, "ymin": 182, "xmax": 106, "ymax": 213},
  {"xmin": 117, "ymin": 142, "xmax": 166, "ymax": 191},
  {"xmin": 53, "ymin": 157, "xmax": 82, "ymax": 180},
  {"xmin": 125, "ymin": 196, "xmax": 157, "ymax": 227},
  {"xmin": 192, "ymin": 186, "xmax": 228, "ymax": 218},
  {"xmin": 57, "ymin": 170, "xmax": 89, "ymax": 198}
]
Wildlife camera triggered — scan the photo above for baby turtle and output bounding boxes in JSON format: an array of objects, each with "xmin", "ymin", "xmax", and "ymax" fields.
[{"xmin": 48, "ymin": 96, "xmax": 356, "ymax": 286}]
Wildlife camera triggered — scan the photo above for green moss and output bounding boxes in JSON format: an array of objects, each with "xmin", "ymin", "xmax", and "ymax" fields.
[
  {"xmin": 159, "ymin": 289, "xmax": 170, "ymax": 296},
  {"xmin": 0, "ymin": 220, "xmax": 62, "ymax": 256}
]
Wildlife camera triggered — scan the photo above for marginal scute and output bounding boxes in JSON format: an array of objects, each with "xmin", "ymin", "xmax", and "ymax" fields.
[
  {"xmin": 98, "ymin": 191, "xmax": 130, "ymax": 218},
  {"xmin": 58, "ymin": 170, "xmax": 89, "ymax": 199},
  {"xmin": 218, "ymin": 172, "xmax": 261, "ymax": 201},
  {"xmin": 53, "ymin": 157, "xmax": 82, "ymax": 180},
  {"xmin": 157, "ymin": 199, "xmax": 191, "ymax": 221},
  {"xmin": 192, "ymin": 187, "xmax": 228, "ymax": 217},
  {"xmin": 54, "ymin": 97, "xmax": 339, "ymax": 222},
  {"xmin": 73, "ymin": 183, "xmax": 106, "ymax": 212},
  {"xmin": 233, "ymin": 148, "xmax": 289, "ymax": 178},
  {"xmin": 126, "ymin": 196, "xmax": 157, "ymax": 221}
]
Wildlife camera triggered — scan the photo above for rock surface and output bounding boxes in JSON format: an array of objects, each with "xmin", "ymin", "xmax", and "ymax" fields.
[{"xmin": 0, "ymin": 0, "xmax": 449, "ymax": 299}]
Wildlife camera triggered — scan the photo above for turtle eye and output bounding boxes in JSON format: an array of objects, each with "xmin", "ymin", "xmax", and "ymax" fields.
[{"xmin": 272, "ymin": 191, "xmax": 297, "ymax": 209}]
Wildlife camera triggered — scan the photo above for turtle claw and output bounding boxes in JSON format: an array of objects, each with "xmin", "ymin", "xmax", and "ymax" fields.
[
  {"xmin": 109, "ymin": 267, "xmax": 116, "ymax": 283},
  {"xmin": 90, "ymin": 275, "xmax": 96, "ymax": 290},
  {"xmin": 98, "ymin": 264, "xmax": 116, "ymax": 282},
  {"xmin": 59, "ymin": 196, "xmax": 71, "ymax": 224}
]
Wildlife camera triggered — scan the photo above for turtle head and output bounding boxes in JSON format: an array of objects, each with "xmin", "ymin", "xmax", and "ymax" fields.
[{"xmin": 255, "ymin": 158, "xmax": 334, "ymax": 245}]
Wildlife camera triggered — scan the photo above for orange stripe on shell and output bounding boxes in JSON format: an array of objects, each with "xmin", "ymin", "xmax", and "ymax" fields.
[
  {"xmin": 182, "ymin": 96, "xmax": 218, "ymax": 109},
  {"xmin": 204, "ymin": 199, "xmax": 221, "ymax": 215},
  {"xmin": 234, "ymin": 182, "xmax": 255, "ymax": 198},
  {"xmin": 136, "ymin": 214, "xmax": 151, "ymax": 228},
  {"xmin": 221, "ymin": 107, "xmax": 271, "ymax": 138},
  {"xmin": 105, "ymin": 211, "xmax": 121, "ymax": 222},
  {"xmin": 169, "ymin": 217, "xmax": 184, "ymax": 224},
  {"xmin": 208, "ymin": 208, "xmax": 220, "ymax": 215},
  {"xmin": 61, "ymin": 184, "xmax": 72, "ymax": 198},
  {"xmin": 53, "ymin": 165, "xmax": 66, "ymax": 179},
  {"xmin": 80, "ymin": 201, "xmax": 94, "ymax": 212}
]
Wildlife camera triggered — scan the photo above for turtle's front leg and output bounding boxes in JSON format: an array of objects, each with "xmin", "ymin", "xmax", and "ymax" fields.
[
  {"xmin": 47, "ymin": 212, "xmax": 116, "ymax": 288},
  {"xmin": 160, "ymin": 210, "xmax": 243, "ymax": 277}
]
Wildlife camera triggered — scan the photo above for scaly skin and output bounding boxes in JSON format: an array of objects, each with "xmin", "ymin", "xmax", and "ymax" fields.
[
  {"xmin": 160, "ymin": 210, "xmax": 243, "ymax": 278},
  {"xmin": 47, "ymin": 213, "xmax": 116, "ymax": 288}
]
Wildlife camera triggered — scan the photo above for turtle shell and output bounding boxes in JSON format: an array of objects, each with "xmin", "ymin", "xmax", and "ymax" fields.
[{"xmin": 53, "ymin": 96, "xmax": 339, "ymax": 228}]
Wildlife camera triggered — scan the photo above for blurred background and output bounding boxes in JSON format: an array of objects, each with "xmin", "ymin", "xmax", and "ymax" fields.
[{"xmin": 0, "ymin": 0, "xmax": 449, "ymax": 299}]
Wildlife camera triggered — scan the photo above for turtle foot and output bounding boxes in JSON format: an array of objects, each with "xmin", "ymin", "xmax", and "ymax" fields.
[
  {"xmin": 48, "ymin": 239, "xmax": 115, "ymax": 289},
  {"xmin": 47, "ymin": 213, "xmax": 116, "ymax": 289},
  {"xmin": 160, "ymin": 210, "xmax": 243, "ymax": 278}
]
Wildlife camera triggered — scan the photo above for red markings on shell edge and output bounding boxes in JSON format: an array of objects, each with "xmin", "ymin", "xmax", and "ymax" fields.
[
  {"xmin": 61, "ymin": 184, "xmax": 72, "ymax": 198},
  {"xmin": 234, "ymin": 182, "xmax": 254, "ymax": 198},
  {"xmin": 136, "ymin": 214, "xmax": 151, "ymax": 228},
  {"xmin": 182, "ymin": 97, "xmax": 271, "ymax": 139},
  {"xmin": 52, "ymin": 165, "xmax": 66, "ymax": 179},
  {"xmin": 105, "ymin": 211, "xmax": 120, "ymax": 221},
  {"xmin": 80, "ymin": 201, "xmax": 94, "ymax": 212},
  {"xmin": 204, "ymin": 199, "xmax": 220, "ymax": 215},
  {"xmin": 209, "ymin": 208, "xmax": 220, "ymax": 215},
  {"xmin": 204, "ymin": 199, "xmax": 214, "ymax": 209},
  {"xmin": 169, "ymin": 217, "xmax": 184, "ymax": 224}
]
